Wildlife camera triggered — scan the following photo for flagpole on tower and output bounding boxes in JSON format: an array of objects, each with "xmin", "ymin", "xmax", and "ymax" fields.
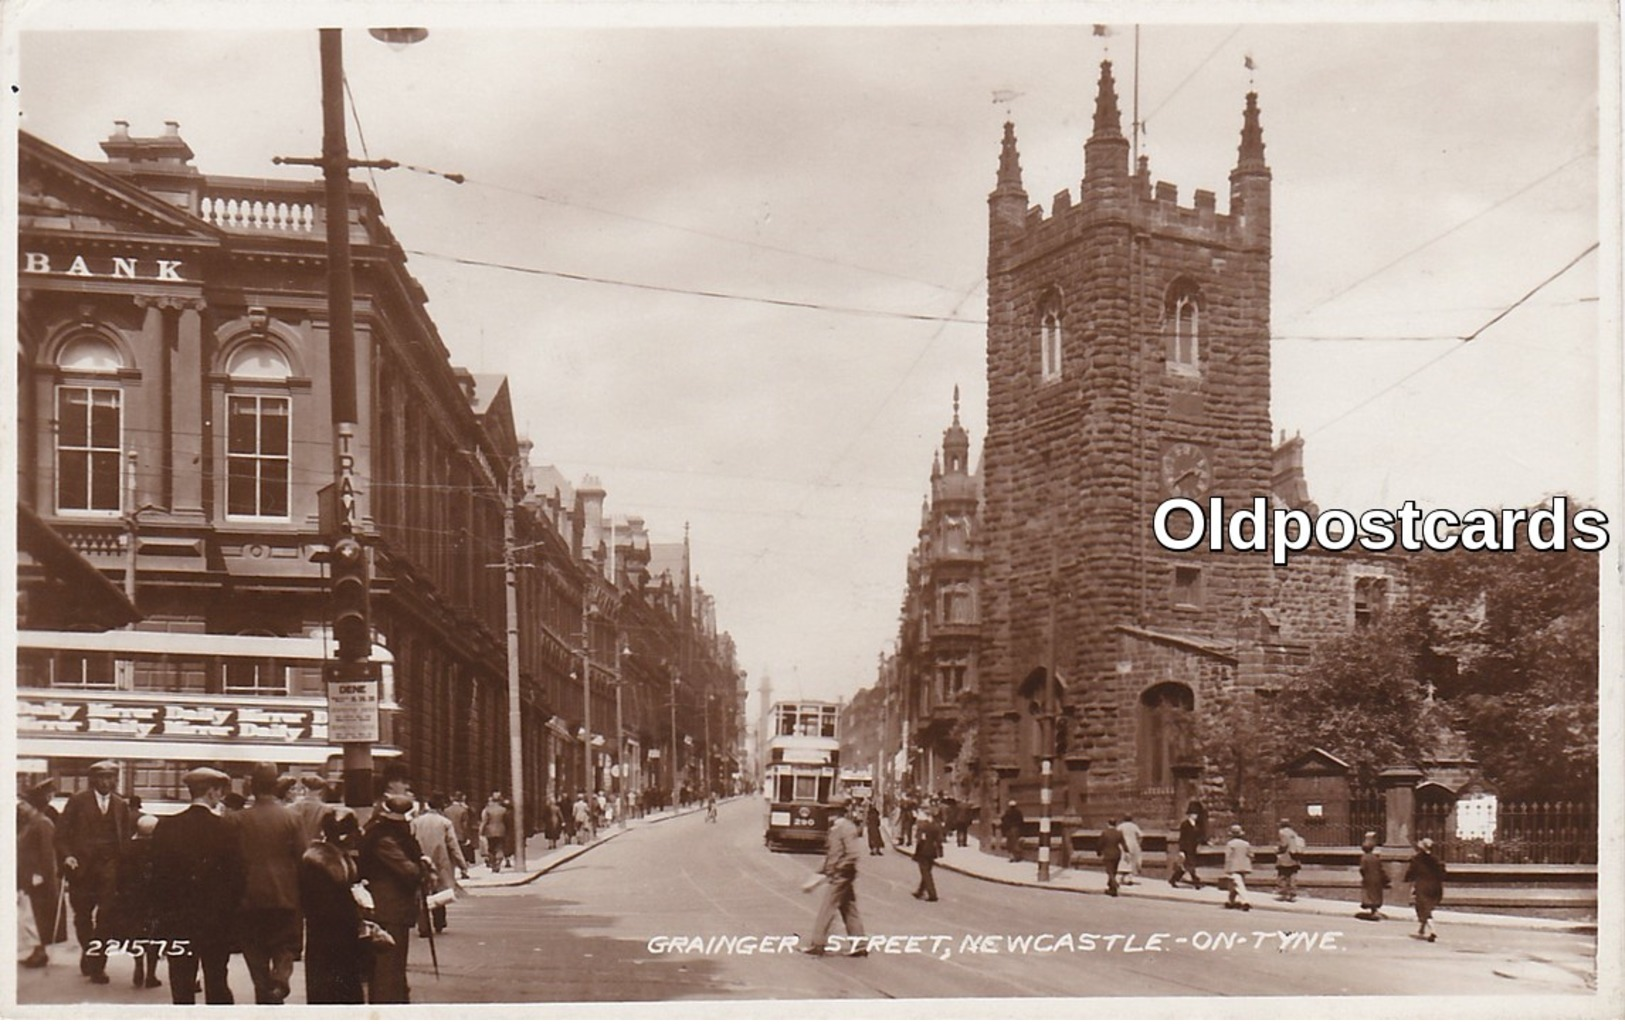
[{"xmin": 1133, "ymin": 25, "xmax": 1142, "ymax": 166}]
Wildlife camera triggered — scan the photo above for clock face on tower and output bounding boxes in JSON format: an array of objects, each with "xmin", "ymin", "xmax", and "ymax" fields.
[{"xmin": 1161, "ymin": 441, "xmax": 1212, "ymax": 499}]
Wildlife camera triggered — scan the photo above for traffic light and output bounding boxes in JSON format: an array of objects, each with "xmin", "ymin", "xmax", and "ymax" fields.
[{"xmin": 330, "ymin": 535, "xmax": 371, "ymax": 662}]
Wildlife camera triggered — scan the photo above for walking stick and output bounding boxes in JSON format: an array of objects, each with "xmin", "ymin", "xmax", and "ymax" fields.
[
  {"xmin": 419, "ymin": 885, "xmax": 440, "ymax": 980},
  {"xmin": 53, "ymin": 877, "xmax": 70, "ymax": 945}
]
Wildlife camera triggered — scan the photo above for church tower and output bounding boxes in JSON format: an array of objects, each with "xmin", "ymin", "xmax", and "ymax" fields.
[{"xmin": 979, "ymin": 62, "xmax": 1274, "ymax": 816}]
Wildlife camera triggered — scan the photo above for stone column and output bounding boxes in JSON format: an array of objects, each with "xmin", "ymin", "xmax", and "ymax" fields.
[
  {"xmin": 1377, "ymin": 765, "xmax": 1424, "ymax": 850},
  {"xmin": 171, "ymin": 299, "xmax": 207, "ymax": 520}
]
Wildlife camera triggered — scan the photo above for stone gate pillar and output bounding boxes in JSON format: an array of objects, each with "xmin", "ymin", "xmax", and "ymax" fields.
[{"xmin": 1377, "ymin": 765, "xmax": 1424, "ymax": 850}]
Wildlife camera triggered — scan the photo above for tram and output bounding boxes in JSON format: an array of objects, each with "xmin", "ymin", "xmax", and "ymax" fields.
[{"xmin": 763, "ymin": 700, "xmax": 841, "ymax": 851}]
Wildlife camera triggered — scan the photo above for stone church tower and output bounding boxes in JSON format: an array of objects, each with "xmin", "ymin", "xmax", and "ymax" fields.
[{"xmin": 979, "ymin": 61, "xmax": 1275, "ymax": 821}]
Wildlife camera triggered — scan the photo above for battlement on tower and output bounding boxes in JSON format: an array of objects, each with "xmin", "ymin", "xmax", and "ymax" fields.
[{"xmin": 1016, "ymin": 170, "xmax": 1250, "ymax": 255}]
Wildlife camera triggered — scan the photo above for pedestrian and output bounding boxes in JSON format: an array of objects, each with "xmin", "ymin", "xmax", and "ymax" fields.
[
  {"xmin": 1170, "ymin": 806, "xmax": 1204, "ymax": 889},
  {"xmin": 573, "ymin": 792, "xmax": 594, "ymax": 843},
  {"xmin": 911, "ymin": 809, "xmax": 943, "ymax": 902},
  {"xmin": 1222, "ymin": 824, "xmax": 1253, "ymax": 911},
  {"xmin": 542, "ymin": 799, "xmax": 562, "ymax": 849},
  {"xmin": 1118, "ymin": 814, "xmax": 1143, "ymax": 887},
  {"xmin": 898, "ymin": 797, "xmax": 916, "ymax": 846},
  {"xmin": 1098, "ymin": 817, "xmax": 1125, "ymax": 897},
  {"xmin": 800, "ymin": 801, "xmax": 867, "ymax": 956},
  {"xmin": 1000, "ymin": 800, "xmax": 1025, "ymax": 863},
  {"xmin": 412, "ymin": 794, "xmax": 467, "ymax": 936},
  {"xmin": 1356, "ymin": 833, "xmax": 1389, "ymax": 921},
  {"xmin": 56, "ymin": 759, "xmax": 131, "ymax": 984},
  {"xmin": 557, "ymin": 795, "xmax": 576, "ymax": 846},
  {"xmin": 289, "ymin": 775, "xmax": 331, "ymax": 851},
  {"xmin": 863, "ymin": 800, "xmax": 884, "ymax": 855},
  {"xmin": 105, "ymin": 814, "xmax": 162, "ymax": 988},
  {"xmin": 298, "ymin": 808, "xmax": 365, "ymax": 1004},
  {"xmin": 17, "ymin": 796, "xmax": 58, "ymax": 969},
  {"xmin": 954, "ymin": 801, "xmax": 974, "ymax": 847},
  {"xmin": 1403, "ymin": 837, "xmax": 1446, "ymax": 942},
  {"xmin": 479, "ymin": 792, "xmax": 508, "ymax": 871},
  {"xmin": 706, "ymin": 790, "xmax": 719, "ymax": 823},
  {"xmin": 236, "ymin": 762, "xmax": 303, "ymax": 1005},
  {"xmin": 358, "ymin": 793, "xmax": 426, "ymax": 1003},
  {"xmin": 151, "ymin": 766, "xmax": 245, "ymax": 1005},
  {"xmin": 1275, "ymin": 818, "xmax": 1305, "ymax": 902},
  {"xmin": 445, "ymin": 792, "xmax": 474, "ymax": 873},
  {"xmin": 503, "ymin": 795, "xmax": 518, "ymax": 866}
]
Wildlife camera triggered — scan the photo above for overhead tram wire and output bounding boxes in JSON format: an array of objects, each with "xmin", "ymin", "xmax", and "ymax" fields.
[
  {"xmin": 403, "ymin": 249, "xmax": 986, "ymax": 326},
  {"xmin": 394, "ymin": 165, "xmax": 963, "ymax": 296},
  {"xmin": 1280, "ymin": 147, "xmax": 1597, "ymax": 327},
  {"xmin": 1303, "ymin": 241, "xmax": 1599, "ymax": 440}
]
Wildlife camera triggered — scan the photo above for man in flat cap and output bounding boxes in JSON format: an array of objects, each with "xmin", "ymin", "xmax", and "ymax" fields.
[
  {"xmin": 57, "ymin": 760, "xmax": 130, "ymax": 983},
  {"xmin": 236, "ymin": 762, "xmax": 303, "ymax": 1004},
  {"xmin": 151, "ymin": 766, "xmax": 245, "ymax": 1005}
]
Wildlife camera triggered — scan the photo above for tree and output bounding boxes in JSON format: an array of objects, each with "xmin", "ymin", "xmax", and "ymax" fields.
[
  {"xmin": 1409, "ymin": 532, "xmax": 1599, "ymax": 801},
  {"xmin": 1263, "ymin": 607, "xmax": 1446, "ymax": 789}
]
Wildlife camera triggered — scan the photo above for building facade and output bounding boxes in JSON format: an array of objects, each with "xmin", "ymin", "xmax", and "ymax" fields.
[
  {"xmin": 15, "ymin": 123, "xmax": 742, "ymax": 820},
  {"xmin": 876, "ymin": 64, "xmax": 1407, "ymax": 834}
]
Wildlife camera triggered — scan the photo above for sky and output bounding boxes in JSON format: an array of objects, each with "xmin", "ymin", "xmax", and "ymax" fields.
[{"xmin": 5, "ymin": 2, "xmax": 1617, "ymax": 716}]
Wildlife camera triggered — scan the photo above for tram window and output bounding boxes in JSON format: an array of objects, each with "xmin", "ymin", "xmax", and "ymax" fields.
[
  {"xmin": 776, "ymin": 776, "xmax": 796, "ymax": 802},
  {"xmin": 792, "ymin": 775, "xmax": 820, "ymax": 801}
]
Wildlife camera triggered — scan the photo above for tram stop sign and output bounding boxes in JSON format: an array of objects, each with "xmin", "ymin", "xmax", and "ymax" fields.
[{"xmin": 324, "ymin": 661, "xmax": 382, "ymax": 744}]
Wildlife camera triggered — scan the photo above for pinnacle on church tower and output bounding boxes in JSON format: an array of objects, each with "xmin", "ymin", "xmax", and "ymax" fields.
[
  {"xmin": 1090, "ymin": 60, "xmax": 1125, "ymax": 140},
  {"xmin": 996, "ymin": 122, "xmax": 1024, "ymax": 192},
  {"xmin": 1236, "ymin": 91, "xmax": 1267, "ymax": 171},
  {"xmin": 1084, "ymin": 60, "xmax": 1130, "ymax": 186}
]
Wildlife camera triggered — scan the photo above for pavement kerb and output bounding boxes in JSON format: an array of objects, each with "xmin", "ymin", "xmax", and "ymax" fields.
[
  {"xmin": 463, "ymin": 800, "xmax": 723, "ymax": 889},
  {"xmin": 889, "ymin": 831, "xmax": 1597, "ymax": 936}
]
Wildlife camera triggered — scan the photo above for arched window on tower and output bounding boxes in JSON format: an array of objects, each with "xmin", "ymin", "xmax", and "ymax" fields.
[
  {"xmin": 1038, "ymin": 290, "xmax": 1063, "ymax": 382},
  {"xmin": 1165, "ymin": 281, "xmax": 1202, "ymax": 376},
  {"xmin": 1138, "ymin": 681, "xmax": 1196, "ymax": 789}
]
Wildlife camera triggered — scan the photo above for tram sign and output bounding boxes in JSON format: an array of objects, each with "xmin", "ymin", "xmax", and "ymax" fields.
[{"xmin": 324, "ymin": 661, "xmax": 381, "ymax": 744}]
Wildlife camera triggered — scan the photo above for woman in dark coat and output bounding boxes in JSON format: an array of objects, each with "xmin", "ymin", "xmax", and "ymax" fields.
[
  {"xmin": 542, "ymin": 800, "xmax": 562, "ymax": 849},
  {"xmin": 1402, "ymin": 837, "xmax": 1446, "ymax": 941},
  {"xmin": 864, "ymin": 802, "xmax": 884, "ymax": 856},
  {"xmin": 299, "ymin": 809, "xmax": 366, "ymax": 1004},
  {"xmin": 1356, "ymin": 833, "xmax": 1388, "ymax": 921}
]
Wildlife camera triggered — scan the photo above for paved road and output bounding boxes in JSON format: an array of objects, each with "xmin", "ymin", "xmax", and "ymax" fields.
[
  {"xmin": 414, "ymin": 799, "xmax": 1597, "ymax": 1003},
  {"xmin": 16, "ymin": 798, "xmax": 1599, "ymax": 1007}
]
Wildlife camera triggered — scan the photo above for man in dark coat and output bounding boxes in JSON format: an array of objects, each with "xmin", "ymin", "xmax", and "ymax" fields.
[
  {"xmin": 17, "ymin": 796, "xmax": 58, "ymax": 968},
  {"xmin": 1170, "ymin": 806, "xmax": 1205, "ymax": 889},
  {"xmin": 57, "ymin": 760, "xmax": 131, "ymax": 983},
  {"xmin": 359, "ymin": 793, "xmax": 426, "ymax": 1003},
  {"xmin": 1098, "ymin": 817, "xmax": 1125, "ymax": 897},
  {"xmin": 1403, "ymin": 836, "xmax": 1447, "ymax": 941},
  {"xmin": 911, "ymin": 809, "xmax": 944, "ymax": 902},
  {"xmin": 152, "ymin": 767, "xmax": 245, "ymax": 1005},
  {"xmin": 236, "ymin": 762, "xmax": 303, "ymax": 1004},
  {"xmin": 1000, "ymin": 800, "xmax": 1025, "ymax": 862}
]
